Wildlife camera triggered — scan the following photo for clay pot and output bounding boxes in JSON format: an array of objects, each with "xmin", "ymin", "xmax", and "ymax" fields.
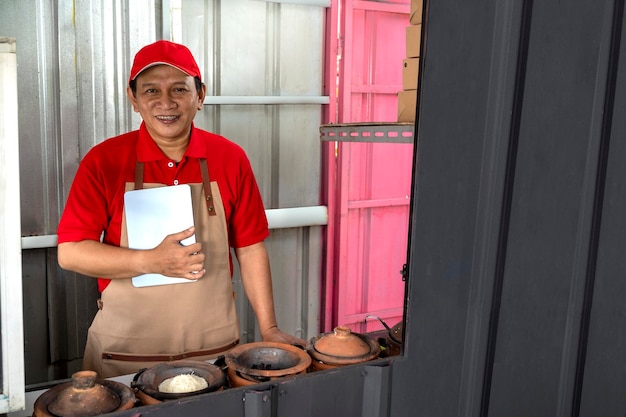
[
  {"xmin": 306, "ymin": 326, "xmax": 381, "ymax": 371},
  {"xmin": 224, "ymin": 342, "xmax": 311, "ymax": 387},
  {"xmin": 365, "ymin": 315, "xmax": 404, "ymax": 357},
  {"xmin": 386, "ymin": 321, "xmax": 403, "ymax": 356},
  {"xmin": 131, "ymin": 360, "xmax": 226, "ymax": 405},
  {"xmin": 32, "ymin": 370, "xmax": 135, "ymax": 417}
]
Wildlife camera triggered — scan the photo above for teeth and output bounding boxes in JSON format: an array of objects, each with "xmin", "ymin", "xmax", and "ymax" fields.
[{"xmin": 157, "ymin": 115, "xmax": 177, "ymax": 121}]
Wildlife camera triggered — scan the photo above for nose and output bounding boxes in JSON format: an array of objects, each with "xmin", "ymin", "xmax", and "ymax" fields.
[{"xmin": 157, "ymin": 92, "xmax": 177, "ymax": 109}]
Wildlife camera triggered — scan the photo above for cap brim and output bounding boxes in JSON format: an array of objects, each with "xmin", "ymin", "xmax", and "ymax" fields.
[{"xmin": 131, "ymin": 62, "xmax": 194, "ymax": 80}]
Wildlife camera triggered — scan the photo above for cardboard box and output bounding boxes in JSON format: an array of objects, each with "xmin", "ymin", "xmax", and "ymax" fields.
[
  {"xmin": 406, "ymin": 24, "xmax": 421, "ymax": 58},
  {"xmin": 397, "ymin": 90, "xmax": 417, "ymax": 123},
  {"xmin": 410, "ymin": 0, "xmax": 423, "ymax": 25},
  {"xmin": 402, "ymin": 58, "xmax": 420, "ymax": 91}
]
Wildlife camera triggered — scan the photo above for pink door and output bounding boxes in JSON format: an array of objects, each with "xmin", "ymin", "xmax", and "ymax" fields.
[{"xmin": 323, "ymin": 0, "xmax": 413, "ymax": 333}]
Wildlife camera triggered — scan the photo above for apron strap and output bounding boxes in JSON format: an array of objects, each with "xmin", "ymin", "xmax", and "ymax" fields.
[
  {"xmin": 134, "ymin": 161, "xmax": 144, "ymax": 190},
  {"xmin": 133, "ymin": 159, "xmax": 216, "ymax": 216},
  {"xmin": 199, "ymin": 158, "xmax": 217, "ymax": 216}
]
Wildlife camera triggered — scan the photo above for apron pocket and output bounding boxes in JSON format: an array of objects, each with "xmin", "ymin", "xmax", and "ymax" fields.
[{"xmin": 101, "ymin": 342, "xmax": 239, "ymax": 379}]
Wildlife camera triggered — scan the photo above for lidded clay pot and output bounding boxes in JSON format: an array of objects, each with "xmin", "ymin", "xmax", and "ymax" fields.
[
  {"xmin": 32, "ymin": 370, "xmax": 135, "ymax": 417},
  {"xmin": 306, "ymin": 326, "xmax": 381, "ymax": 371},
  {"xmin": 224, "ymin": 342, "xmax": 311, "ymax": 387}
]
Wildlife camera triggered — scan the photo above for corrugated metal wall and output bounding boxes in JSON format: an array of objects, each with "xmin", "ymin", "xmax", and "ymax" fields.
[{"xmin": 1, "ymin": 0, "xmax": 325, "ymax": 385}]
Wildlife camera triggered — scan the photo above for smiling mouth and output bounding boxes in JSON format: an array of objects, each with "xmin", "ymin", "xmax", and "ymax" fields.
[{"xmin": 156, "ymin": 115, "xmax": 179, "ymax": 122}]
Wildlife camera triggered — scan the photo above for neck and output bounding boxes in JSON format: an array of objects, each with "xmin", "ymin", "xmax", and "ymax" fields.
[
  {"xmin": 146, "ymin": 124, "xmax": 192, "ymax": 162},
  {"xmin": 155, "ymin": 139, "xmax": 188, "ymax": 162}
]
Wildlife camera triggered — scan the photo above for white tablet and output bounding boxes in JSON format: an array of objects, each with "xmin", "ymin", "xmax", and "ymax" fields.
[{"xmin": 124, "ymin": 184, "xmax": 196, "ymax": 287}]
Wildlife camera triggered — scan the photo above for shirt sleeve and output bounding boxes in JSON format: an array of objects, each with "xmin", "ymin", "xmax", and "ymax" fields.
[
  {"xmin": 57, "ymin": 150, "xmax": 114, "ymax": 244},
  {"xmin": 227, "ymin": 152, "xmax": 269, "ymax": 248}
]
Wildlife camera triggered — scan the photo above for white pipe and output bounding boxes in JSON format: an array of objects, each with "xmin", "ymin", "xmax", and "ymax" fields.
[
  {"xmin": 21, "ymin": 235, "xmax": 58, "ymax": 250},
  {"xmin": 21, "ymin": 206, "xmax": 329, "ymax": 249},
  {"xmin": 203, "ymin": 96, "xmax": 329, "ymax": 105},
  {"xmin": 266, "ymin": 205, "xmax": 328, "ymax": 229},
  {"xmin": 0, "ymin": 36, "xmax": 25, "ymax": 414}
]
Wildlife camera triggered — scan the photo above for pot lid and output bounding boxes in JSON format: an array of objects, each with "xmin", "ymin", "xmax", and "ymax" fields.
[
  {"xmin": 307, "ymin": 326, "xmax": 380, "ymax": 366},
  {"xmin": 47, "ymin": 371, "xmax": 120, "ymax": 417},
  {"xmin": 314, "ymin": 326, "xmax": 371, "ymax": 357}
]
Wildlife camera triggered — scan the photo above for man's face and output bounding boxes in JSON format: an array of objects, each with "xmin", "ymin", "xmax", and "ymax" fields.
[{"xmin": 127, "ymin": 64, "xmax": 205, "ymax": 147}]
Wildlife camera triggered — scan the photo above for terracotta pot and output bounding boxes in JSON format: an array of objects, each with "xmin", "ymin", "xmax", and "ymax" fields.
[
  {"xmin": 224, "ymin": 342, "xmax": 311, "ymax": 387},
  {"xmin": 32, "ymin": 370, "xmax": 135, "ymax": 417},
  {"xmin": 306, "ymin": 326, "xmax": 380, "ymax": 371},
  {"xmin": 131, "ymin": 360, "xmax": 226, "ymax": 405}
]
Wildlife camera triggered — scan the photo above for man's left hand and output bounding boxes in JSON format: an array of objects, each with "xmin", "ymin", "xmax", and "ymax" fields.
[{"xmin": 262, "ymin": 326, "xmax": 306, "ymax": 348}]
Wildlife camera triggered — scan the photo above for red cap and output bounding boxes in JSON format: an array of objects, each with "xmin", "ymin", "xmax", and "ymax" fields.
[{"xmin": 129, "ymin": 40, "xmax": 202, "ymax": 84}]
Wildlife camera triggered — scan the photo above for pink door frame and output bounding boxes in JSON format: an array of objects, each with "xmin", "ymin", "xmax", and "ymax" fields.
[{"xmin": 322, "ymin": 0, "xmax": 413, "ymax": 333}]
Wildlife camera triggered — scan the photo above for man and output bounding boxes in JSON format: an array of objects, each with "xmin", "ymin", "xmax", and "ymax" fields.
[{"xmin": 57, "ymin": 40, "xmax": 303, "ymax": 377}]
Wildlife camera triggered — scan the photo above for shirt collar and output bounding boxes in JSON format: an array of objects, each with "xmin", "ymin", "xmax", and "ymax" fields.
[{"xmin": 136, "ymin": 122, "xmax": 205, "ymax": 161}]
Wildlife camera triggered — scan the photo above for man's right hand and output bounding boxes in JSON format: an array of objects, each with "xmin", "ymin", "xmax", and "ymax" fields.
[{"xmin": 151, "ymin": 226, "xmax": 206, "ymax": 280}]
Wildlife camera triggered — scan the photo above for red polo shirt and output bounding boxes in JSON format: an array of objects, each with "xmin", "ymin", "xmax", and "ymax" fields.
[{"xmin": 57, "ymin": 123, "xmax": 269, "ymax": 292}]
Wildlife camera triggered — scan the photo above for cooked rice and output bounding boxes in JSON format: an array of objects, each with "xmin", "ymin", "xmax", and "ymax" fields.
[{"xmin": 158, "ymin": 373, "xmax": 208, "ymax": 393}]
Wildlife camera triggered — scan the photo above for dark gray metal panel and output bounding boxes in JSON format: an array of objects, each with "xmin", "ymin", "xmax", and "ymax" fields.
[
  {"xmin": 361, "ymin": 365, "xmax": 392, "ymax": 417},
  {"xmin": 392, "ymin": 0, "xmax": 626, "ymax": 416},
  {"xmin": 578, "ymin": 1, "xmax": 626, "ymax": 415},
  {"xmin": 391, "ymin": 0, "xmax": 521, "ymax": 415},
  {"xmin": 22, "ymin": 251, "xmax": 50, "ymax": 384},
  {"xmin": 21, "ymin": 249, "xmax": 98, "ymax": 385},
  {"xmin": 48, "ymin": 254, "xmax": 99, "ymax": 376},
  {"xmin": 272, "ymin": 367, "xmax": 370, "ymax": 417},
  {"xmin": 103, "ymin": 363, "xmax": 390, "ymax": 417},
  {"xmin": 245, "ymin": 390, "xmax": 272, "ymax": 417},
  {"xmin": 488, "ymin": 1, "xmax": 615, "ymax": 416},
  {"xmin": 106, "ymin": 387, "xmax": 248, "ymax": 417}
]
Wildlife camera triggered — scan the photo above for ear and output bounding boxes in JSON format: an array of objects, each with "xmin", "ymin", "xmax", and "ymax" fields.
[
  {"xmin": 126, "ymin": 86, "xmax": 139, "ymax": 112},
  {"xmin": 197, "ymin": 84, "xmax": 207, "ymax": 110}
]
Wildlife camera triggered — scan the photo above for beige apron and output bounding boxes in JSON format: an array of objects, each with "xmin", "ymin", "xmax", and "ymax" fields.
[{"xmin": 83, "ymin": 159, "xmax": 239, "ymax": 378}]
